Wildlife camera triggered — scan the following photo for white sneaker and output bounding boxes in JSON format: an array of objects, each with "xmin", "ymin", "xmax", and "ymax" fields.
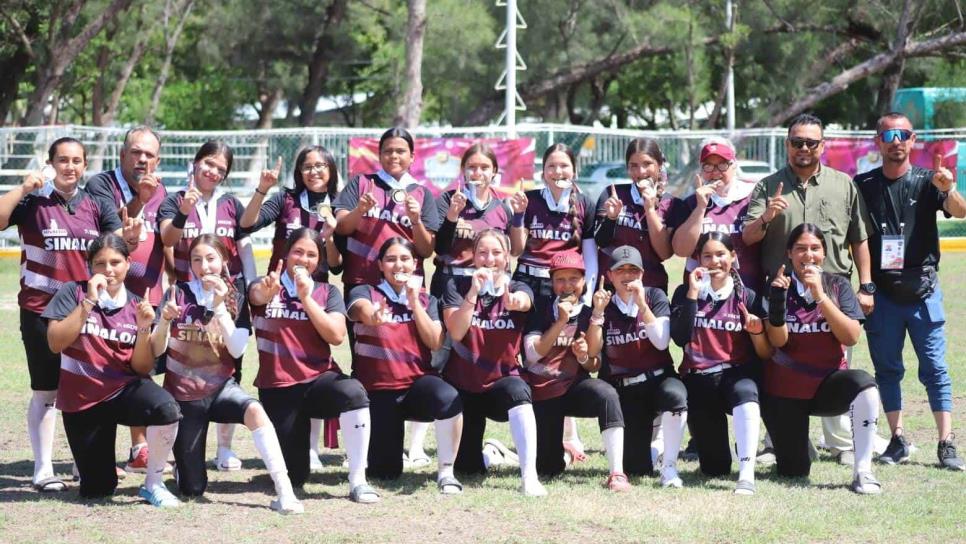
[
  {"xmin": 270, "ymin": 494, "xmax": 305, "ymax": 514},
  {"xmin": 483, "ymin": 438, "xmax": 519, "ymax": 466},
  {"xmin": 520, "ymin": 478, "xmax": 547, "ymax": 497},
  {"xmin": 216, "ymin": 447, "xmax": 242, "ymax": 471},
  {"xmin": 309, "ymin": 450, "xmax": 323, "ymax": 472},
  {"xmin": 660, "ymin": 470, "xmax": 683, "ymax": 489}
]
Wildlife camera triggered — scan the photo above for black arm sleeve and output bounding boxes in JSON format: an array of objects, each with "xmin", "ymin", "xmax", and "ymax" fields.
[{"xmin": 768, "ymin": 285, "xmax": 788, "ymax": 326}]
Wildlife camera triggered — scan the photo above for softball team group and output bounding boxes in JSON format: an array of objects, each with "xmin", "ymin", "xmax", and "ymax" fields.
[{"xmin": 2, "ymin": 126, "xmax": 892, "ymax": 513}]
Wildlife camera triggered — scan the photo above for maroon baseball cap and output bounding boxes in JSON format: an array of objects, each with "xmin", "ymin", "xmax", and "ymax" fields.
[
  {"xmin": 700, "ymin": 141, "xmax": 736, "ymax": 162},
  {"xmin": 550, "ymin": 251, "xmax": 585, "ymax": 274}
]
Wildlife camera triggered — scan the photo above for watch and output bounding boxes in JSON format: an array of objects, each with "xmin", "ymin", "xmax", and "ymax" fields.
[{"xmin": 859, "ymin": 283, "xmax": 877, "ymax": 295}]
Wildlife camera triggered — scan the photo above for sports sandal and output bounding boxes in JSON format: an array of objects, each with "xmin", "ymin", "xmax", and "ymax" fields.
[
  {"xmin": 850, "ymin": 472, "xmax": 882, "ymax": 495},
  {"xmin": 33, "ymin": 476, "xmax": 66, "ymax": 493},
  {"xmin": 349, "ymin": 483, "xmax": 380, "ymax": 504},
  {"xmin": 437, "ymin": 476, "xmax": 463, "ymax": 495}
]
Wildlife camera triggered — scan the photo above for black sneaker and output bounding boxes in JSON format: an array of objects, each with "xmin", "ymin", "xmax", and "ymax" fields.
[
  {"xmin": 679, "ymin": 438, "xmax": 699, "ymax": 462},
  {"xmin": 878, "ymin": 434, "xmax": 911, "ymax": 465},
  {"xmin": 937, "ymin": 438, "xmax": 965, "ymax": 471}
]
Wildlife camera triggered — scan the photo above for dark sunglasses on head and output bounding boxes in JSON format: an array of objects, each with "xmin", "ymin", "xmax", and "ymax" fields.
[
  {"xmin": 787, "ymin": 137, "xmax": 822, "ymax": 150},
  {"xmin": 879, "ymin": 129, "xmax": 914, "ymax": 143}
]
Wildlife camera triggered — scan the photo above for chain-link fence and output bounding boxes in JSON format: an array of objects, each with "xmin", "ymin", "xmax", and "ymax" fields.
[{"xmin": 2, "ymin": 123, "xmax": 964, "ymax": 246}]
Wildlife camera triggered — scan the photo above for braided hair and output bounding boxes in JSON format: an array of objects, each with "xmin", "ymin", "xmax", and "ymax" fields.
[{"xmin": 695, "ymin": 231, "xmax": 745, "ymax": 304}]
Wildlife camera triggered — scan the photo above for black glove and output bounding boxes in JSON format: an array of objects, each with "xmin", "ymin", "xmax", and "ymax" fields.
[{"xmin": 768, "ymin": 284, "xmax": 788, "ymax": 327}]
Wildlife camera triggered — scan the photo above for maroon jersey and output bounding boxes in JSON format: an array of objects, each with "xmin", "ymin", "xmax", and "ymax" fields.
[
  {"xmin": 670, "ymin": 284, "xmax": 759, "ymax": 373},
  {"xmin": 523, "ymin": 298, "xmax": 592, "ymax": 401},
  {"xmin": 157, "ymin": 192, "xmax": 248, "ymax": 282},
  {"xmin": 251, "ymin": 281, "xmax": 345, "ymax": 389},
  {"xmin": 347, "ymin": 284, "xmax": 440, "ymax": 391},
  {"xmin": 434, "ymin": 189, "xmax": 511, "ymax": 271},
  {"xmin": 85, "ymin": 169, "xmax": 168, "ymax": 306},
  {"xmin": 248, "ymin": 189, "xmax": 333, "ymax": 275},
  {"xmin": 517, "ymin": 189, "xmax": 596, "ymax": 273},
  {"xmin": 8, "ymin": 188, "xmax": 122, "ymax": 313},
  {"xmin": 595, "ymin": 188, "xmax": 677, "ymax": 291},
  {"xmin": 162, "ymin": 282, "xmax": 250, "ymax": 401},
  {"xmin": 672, "ymin": 193, "xmax": 764, "ymax": 291},
  {"xmin": 42, "ymin": 282, "xmax": 141, "ymax": 413},
  {"xmin": 600, "ymin": 288, "xmax": 673, "ymax": 380},
  {"xmin": 332, "ymin": 174, "xmax": 440, "ymax": 287},
  {"xmin": 763, "ymin": 274, "xmax": 863, "ymax": 399},
  {"xmin": 441, "ymin": 277, "xmax": 533, "ymax": 393}
]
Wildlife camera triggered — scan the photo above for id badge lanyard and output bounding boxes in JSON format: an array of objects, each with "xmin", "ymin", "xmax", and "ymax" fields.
[{"xmin": 879, "ymin": 179, "xmax": 909, "ymax": 271}]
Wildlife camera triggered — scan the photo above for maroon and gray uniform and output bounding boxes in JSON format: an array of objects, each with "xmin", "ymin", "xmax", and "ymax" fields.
[
  {"xmin": 347, "ymin": 285, "xmax": 439, "ymax": 391},
  {"xmin": 42, "ymin": 282, "xmax": 141, "ymax": 413},
  {"xmin": 332, "ymin": 174, "xmax": 440, "ymax": 288},
  {"xmin": 600, "ymin": 290, "xmax": 673, "ymax": 382},
  {"xmin": 86, "ymin": 169, "xmax": 168, "ymax": 306},
  {"xmin": 762, "ymin": 274, "xmax": 863, "ymax": 399},
  {"xmin": 251, "ymin": 281, "xmax": 344, "ymax": 388},
  {"xmin": 440, "ymin": 277, "xmax": 533, "ymax": 393},
  {"xmin": 670, "ymin": 193, "xmax": 764, "ymax": 291},
  {"xmin": 246, "ymin": 189, "xmax": 339, "ymax": 278},
  {"xmin": 595, "ymin": 188, "xmax": 678, "ymax": 292},
  {"xmin": 432, "ymin": 189, "xmax": 510, "ymax": 296},
  {"xmin": 523, "ymin": 302, "xmax": 592, "ymax": 402},
  {"xmin": 161, "ymin": 282, "xmax": 250, "ymax": 401},
  {"xmin": 9, "ymin": 188, "xmax": 121, "ymax": 313},
  {"xmin": 516, "ymin": 189, "xmax": 596, "ymax": 275},
  {"xmin": 670, "ymin": 285, "xmax": 760, "ymax": 373},
  {"xmin": 157, "ymin": 192, "xmax": 248, "ymax": 282}
]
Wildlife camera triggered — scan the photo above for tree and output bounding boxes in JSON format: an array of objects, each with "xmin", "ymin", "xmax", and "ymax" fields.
[{"xmin": 393, "ymin": 0, "xmax": 426, "ymax": 128}]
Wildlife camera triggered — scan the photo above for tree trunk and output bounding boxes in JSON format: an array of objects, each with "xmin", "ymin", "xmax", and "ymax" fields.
[
  {"xmin": 145, "ymin": 0, "xmax": 194, "ymax": 125},
  {"xmin": 22, "ymin": 0, "xmax": 134, "ymax": 126},
  {"xmin": 873, "ymin": 0, "xmax": 923, "ymax": 119},
  {"xmin": 764, "ymin": 31, "xmax": 966, "ymax": 126},
  {"xmin": 297, "ymin": 0, "xmax": 348, "ymax": 127},
  {"xmin": 256, "ymin": 88, "xmax": 283, "ymax": 129},
  {"xmin": 393, "ymin": 0, "xmax": 427, "ymax": 128}
]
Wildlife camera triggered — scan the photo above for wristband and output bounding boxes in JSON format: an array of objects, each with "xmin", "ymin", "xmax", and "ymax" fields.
[
  {"xmin": 81, "ymin": 297, "xmax": 97, "ymax": 310},
  {"xmin": 464, "ymin": 297, "xmax": 478, "ymax": 306},
  {"xmin": 172, "ymin": 211, "xmax": 188, "ymax": 229},
  {"xmin": 137, "ymin": 326, "xmax": 152, "ymax": 334},
  {"xmin": 255, "ymin": 188, "xmax": 268, "ymax": 196},
  {"xmin": 590, "ymin": 314, "xmax": 605, "ymax": 326},
  {"xmin": 511, "ymin": 212, "xmax": 525, "ymax": 227}
]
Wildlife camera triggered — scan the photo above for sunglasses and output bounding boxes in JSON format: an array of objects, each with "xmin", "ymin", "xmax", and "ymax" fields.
[
  {"xmin": 787, "ymin": 137, "xmax": 822, "ymax": 150},
  {"xmin": 879, "ymin": 129, "xmax": 914, "ymax": 143}
]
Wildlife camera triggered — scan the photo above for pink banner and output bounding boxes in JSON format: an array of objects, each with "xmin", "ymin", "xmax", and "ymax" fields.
[
  {"xmin": 821, "ymin": 138, "xmax": 957, "ymax": 179},
  {"xmin": 348, "ymin": 137, "xmax": 535, "ymax": 197}
]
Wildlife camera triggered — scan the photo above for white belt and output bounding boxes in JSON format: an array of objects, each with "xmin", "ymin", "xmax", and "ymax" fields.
[
  {"xmin": 441, "ymin": 265, "xmax": 475, "ymax": 276},
  {"xmin": 690, "ymin": 363, "xmax": 734, "ymax": 375},
  {"xmin": 517, "ymin": 264, "xmax": 551, "ymax": 278},
  {"xmin": 621, "ymin": 368, "xmax": 665, "ymax": 387}
]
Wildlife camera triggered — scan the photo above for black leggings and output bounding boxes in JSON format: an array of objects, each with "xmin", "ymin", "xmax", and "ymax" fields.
[
  {"xmin": 22, "ymin": 309, "xmax": 59, "ymax": 391},
  {"xmin": 172, "ymin": 379, "xmax": 257, "ymax": 496},
  {"xmin": 366, "ymin": 375, "xmax": 463, "ymax": 479},
  {"xmin": 453, "ymin": 376, "xmax": 532, "ymax": 475},
  {"xmin": 259, "ymin": 371, "xmax": 369, "ymax": 488},
  {"xmin": 613, "ymin": 371, "xmax": 688, "ymax": 476},
  {"xmin": 682, "ymin": 364, "xmax": 760, "ymax": 476},
  {"xmin": 534, "ymin": 378, "xmax": 624, "ymax": 477},
  {"xmin": 762, "ymin": 369, "xmax": 877, "ymax": 478},
  {"xmin": 62, "ymin": 378, "xmax": 181, "ymax": 498}
]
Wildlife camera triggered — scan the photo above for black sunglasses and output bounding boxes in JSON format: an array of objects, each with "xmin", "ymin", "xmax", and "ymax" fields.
[{"xmin": 787, "ymin": 137, "xmax": 822, "ymax": 150}]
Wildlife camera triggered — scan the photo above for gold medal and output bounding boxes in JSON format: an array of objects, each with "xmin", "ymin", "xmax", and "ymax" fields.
[
  {"xmin": 391, "ymin": 189, "xmax": 406, "ymax": 204},
  {"xmin": 316, "ymin": 202, "xmax": 333, "ymax": 221}
]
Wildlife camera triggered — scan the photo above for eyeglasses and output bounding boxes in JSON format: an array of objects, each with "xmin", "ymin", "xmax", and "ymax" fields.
[
  {"xmin": 301, "ymin": 163, "xmax": 330, "ymax": 173},
  {"xmin": 879, "ymin": 129, "xmax": 913, "ymax": 143},
  {"xmin": 787, "ymin": 137, "xmax": 822, "ymax": 150},
  {"xmin": 701, "ymin": 162, "xmax": 733, "ymax": 173}
]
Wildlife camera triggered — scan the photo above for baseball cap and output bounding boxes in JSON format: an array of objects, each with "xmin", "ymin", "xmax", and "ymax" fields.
[
  {"xmin": 609, "ymin": 246, "xmax": 643, "ymax": 270},
  {"xmin": 700, "ymin": 141, "xmax": 736, "ymax": 162},
  {"xmin": 550, "ymin": 251, "xmax": 585, "ymax": 274}
]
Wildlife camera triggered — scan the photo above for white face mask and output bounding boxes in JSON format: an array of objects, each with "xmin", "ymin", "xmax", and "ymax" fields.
[
  {"xmin": 96, "ymin": 287, "xmax": 127, "ymax": 310},
  {"xmin": 479, "ymin": 269, "xmax": 507, "ymax": 297}
]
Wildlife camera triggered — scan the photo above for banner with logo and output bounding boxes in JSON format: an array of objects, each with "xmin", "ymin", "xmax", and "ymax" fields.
[
  {"xmin": 821, "ymin": 138, "xmax": 957, "ymax": 178},
  {"xmin": 348, "ymin": 137, "xmax": 535, "ymax": 196}
]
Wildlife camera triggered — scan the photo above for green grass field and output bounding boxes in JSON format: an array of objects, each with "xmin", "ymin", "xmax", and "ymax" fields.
[{"xmin": 0, "ymin": 254, "xmax": 963, "ymax": 543}]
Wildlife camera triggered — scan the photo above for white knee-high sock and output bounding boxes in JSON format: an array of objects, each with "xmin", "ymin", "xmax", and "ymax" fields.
[
  {"xmin": 309, "ymin": 418, "xmax": 323, "ymax": 456},
  {"xmin": 733, "ymin": 402, "xmax": 760, "ymax": 482},
  {"xmin": 145, "ymin": 422, "xmax": 178, "ymax": 489},
  {"xmin": 217, "ymin": 422, "xmax": 236, "ymax": 449},
  {"xmin": 252, "ymin": 425, "xmax": 295, "ymax": 499},
  {"xmin": 661, "ymin": 411, "xmax": 687, "ymax": 479},
  {"xmin": 562, "ymin": 417, "xmax": 582, "ymax": 446},
  {"xmin": 508, "ymin": 404, "xmax": 538, "ymax": 483},
  {"xmin": 28, "ymin": 390, "xmax": 58, "ymax": 482},
  {"xmin": 339, "ymin": 408, "xmax": 371, "ymax": 488},
  {"xmin": 408, "ymin": 421, "xmax": 431, "ymax": 458},
  {"xmin": 434, "ymin": 415, "xmax": 462, "ymax": 480},
  {"xmin": 850, "ymin": 388, "xmax": 880, "ymax": 476},
  {"xmin": 650, "ymin": 415, "xmax": 664, "ymax": 467},
  {"xmin": 601, "ymin": 427, "xmax": 625, "ymax": 474}
]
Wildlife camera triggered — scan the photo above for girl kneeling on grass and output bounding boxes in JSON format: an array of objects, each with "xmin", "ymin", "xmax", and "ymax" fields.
[
  {"xmin": 670, "ymin": 232, "xmax": 772, "ymax": 495},
  {"xmin": 761, "ymin": 223, "xmax": 882, "ymax": 495},
  {"xmin": 44, "ymin": 233, "xmax": 180, "ymax": 506},
  {"xmin": 347, "ymin": 237, "xmax": 463, "ymax": 493},
  {"xmin": 248, "ymin": 228, "xmax": 378, "ymax": 504},
  {"xmin": 151, "ymin": 234, "xmax": 303, "ymax": 513}
]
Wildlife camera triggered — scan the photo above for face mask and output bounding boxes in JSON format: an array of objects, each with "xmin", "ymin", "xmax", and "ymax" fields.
[
  {"xmin": 96, "ymin": 287, "xmax": 125, "ymax": 310},
  {"xmin": 554, "ymin": 178, "xmax": 574, "ymax": 189}
]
